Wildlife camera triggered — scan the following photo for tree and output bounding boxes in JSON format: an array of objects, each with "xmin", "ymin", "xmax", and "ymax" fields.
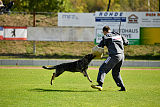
[
  {"xmin": 2, "ymin": 0, "xmax": 159, "ymax": 12},
  {"xmin": 85, "ymin": 0, "xmax": 109, "ymax": 12}
]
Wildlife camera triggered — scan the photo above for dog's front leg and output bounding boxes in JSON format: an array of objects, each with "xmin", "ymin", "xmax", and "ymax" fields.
[
  {"xmin": 83, "ymin": 71, "xmax": 92, "ymax": 83},
  {"xmin": 51, "ymin": 73, "xmax": 55, "ymax": 85}
]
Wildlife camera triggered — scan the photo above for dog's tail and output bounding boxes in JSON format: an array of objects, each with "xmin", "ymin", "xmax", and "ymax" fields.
[{"xmin": 42, "ymin": 66, "xmax": 56, "ymax": 70}]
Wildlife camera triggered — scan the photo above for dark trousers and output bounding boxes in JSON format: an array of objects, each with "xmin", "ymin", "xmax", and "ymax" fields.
[{"xmin": 97, "ymin": 54, "xmax": 125, "ymax": 88}]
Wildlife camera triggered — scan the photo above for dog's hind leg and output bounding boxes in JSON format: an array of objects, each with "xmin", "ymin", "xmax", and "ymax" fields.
[
  {"xmin": 50, "ymin": 73, "xmax": 56, "ymax": 85},
  {"xmin": 50, "ymin": 69, "xmax": 64, "ymax": 85}
]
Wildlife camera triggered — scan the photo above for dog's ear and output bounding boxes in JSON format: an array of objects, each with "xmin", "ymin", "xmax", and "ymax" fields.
[
  {"xmin": 88, "ymin": 54, "xmax": 96, "ymax": 59},
  {"xmin": 90, "ymin": 53, "xmax": 96, "ymax": 58},
  {"xmin": 85, "ymin": 54, "xmax": 95, "ymax": 59},
  {"xmin": 84, "ymin": 54, "xmax": 89, "ymax": 58},
  {"xmin": 93, "ymin": 54, "xmax": 96, "ymax": 58}
]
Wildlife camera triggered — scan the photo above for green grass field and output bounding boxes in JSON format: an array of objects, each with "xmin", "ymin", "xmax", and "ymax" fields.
[{"xmin": 0, "ymin": 67, "xmax": 160, "ymax": 107}]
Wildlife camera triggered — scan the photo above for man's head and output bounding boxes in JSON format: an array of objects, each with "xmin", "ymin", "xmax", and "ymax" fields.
[
  {"xmin": 102, "ymin": 26, "xmax": 110, "ymax": 35},
  {"xmin": 0, "ymin": 0, "xmax": 4, "ymax": 7}
]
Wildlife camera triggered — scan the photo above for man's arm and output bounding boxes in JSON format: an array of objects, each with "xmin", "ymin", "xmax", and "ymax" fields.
[
  {"xmin": 98, "ymin": 36, "xmax": 105, "ymax": 48},
  {"xmin": 122, "ymin": 35, "xmax": 129, "ymax": 46},
  {"xmin": 92, "ymin": 37, "xmax": 105, "ymax": 58}
]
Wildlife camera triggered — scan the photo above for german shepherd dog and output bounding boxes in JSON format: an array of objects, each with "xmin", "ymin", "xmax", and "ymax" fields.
[{"xmin": 42, "ymin": 54, "xmax": 96, "ymax": 85}]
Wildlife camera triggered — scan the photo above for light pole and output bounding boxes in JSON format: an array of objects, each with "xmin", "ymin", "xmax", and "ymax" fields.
[
  {"xmin": 107, "ymin": 0, "xmax": 111, "ymax": 11},
  {"xmin": 148, "ymin": 0, "xmax": 150, "ymax": 11}
]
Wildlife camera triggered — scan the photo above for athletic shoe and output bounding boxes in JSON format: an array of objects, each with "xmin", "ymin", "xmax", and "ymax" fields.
[
  {"xmin": 91, "ymin": 84, "xmax": 103, "ymax": 91},
  {"xmin": 119, "ymin": 87, "xmax": 126, "ymax": 91}
]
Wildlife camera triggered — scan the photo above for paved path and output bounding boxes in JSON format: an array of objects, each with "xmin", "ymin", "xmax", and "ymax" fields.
[
  {"xmin": 0, "ymin": 66, "xmax": 160, "ymax": 70},
  {"xmin": 1, "ymin": 59, "xmax": 160, "ymax": 67}
]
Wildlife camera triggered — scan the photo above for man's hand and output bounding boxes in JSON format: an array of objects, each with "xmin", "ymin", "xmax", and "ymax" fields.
[{"xmin": 92, "ymin": 45, "xmax": 104, "ymax": 58}]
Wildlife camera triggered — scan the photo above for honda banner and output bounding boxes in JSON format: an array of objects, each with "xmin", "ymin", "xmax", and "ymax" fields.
[{"xmin": 95, "ymin": 12, "xmax": 160, "ymax": 45}]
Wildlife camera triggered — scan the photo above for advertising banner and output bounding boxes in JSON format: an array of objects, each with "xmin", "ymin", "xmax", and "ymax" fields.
[
  {"xmin": 58, "ymin": 13, "xmax": 95, "ymax": 27},
  {"xmin": 139, "ymin": 12, "xmax": 160, "ymax": 45},
  {"xmin": 140, "ymin": 12, "xmax": 160, "ymax": 27},
  {"xmin": 95, "ymin": 12, "xmax": 160, "ymax": 45},
  {"xmin": 3, "ymin": 27, "xmax": 27, "ymax": 40},
  {"xmin": 0, "ymin": 27, "xmax": 3, "ymax": 40},
  {"xmin": 95, "ymin": 12, "xmax": 141, "ymax": 45},
  {"xmin": 140, "ymin": 27, "xmax": 160, "ymax": 45}
]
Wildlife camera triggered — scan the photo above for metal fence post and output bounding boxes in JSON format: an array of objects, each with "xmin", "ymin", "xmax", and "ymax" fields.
[{"xmin": 33, "ymin": 11, "xmax": 36, "ymax": 54}]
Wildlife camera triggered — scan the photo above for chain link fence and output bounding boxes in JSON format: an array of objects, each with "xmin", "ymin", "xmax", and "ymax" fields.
[{"xmin": 0, "ymin": 12, "xmax": 57, "ymax": 27}]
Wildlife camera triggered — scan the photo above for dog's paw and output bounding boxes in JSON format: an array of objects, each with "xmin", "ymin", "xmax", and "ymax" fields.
[
  {"xmin": 50, "ymin": 81, "xmax": 52, "ymax": 85},
  {"xmin": 51, "ymin": 79, "xmax": 53, "ymax": 85}
]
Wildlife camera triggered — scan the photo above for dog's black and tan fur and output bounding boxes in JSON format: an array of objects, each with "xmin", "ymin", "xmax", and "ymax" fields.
[{"xmin": 42, "ymin": 54, "xmax": 96, "ymax": 85}]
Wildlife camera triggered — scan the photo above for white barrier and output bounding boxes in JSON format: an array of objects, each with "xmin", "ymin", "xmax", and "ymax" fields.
[{"xmin": 27, "ymin": 27, "xmax": 95, "ymax": 41}]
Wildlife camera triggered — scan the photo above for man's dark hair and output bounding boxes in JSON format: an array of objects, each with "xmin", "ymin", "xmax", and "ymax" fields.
[{"xmin": 103, "ymin": 26, "xmax": 110, "ymax": 32}]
